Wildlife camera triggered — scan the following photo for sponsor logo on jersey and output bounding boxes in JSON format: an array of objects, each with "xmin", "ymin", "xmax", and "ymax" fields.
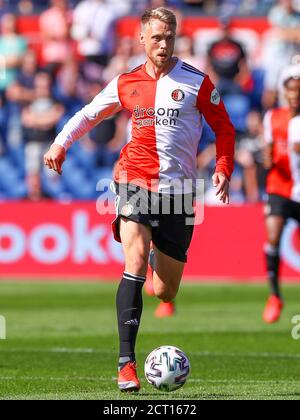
[
  {"xmin": 211, "ymin": 88, "xmax": 221, "ymax": 105},
  {"xmin": 171, "ymin": 89, "xmax": 185, "ymax": 102},
  {"xmin": 133, "ymin": 105, "xmax": 180, "ymax": 128}
]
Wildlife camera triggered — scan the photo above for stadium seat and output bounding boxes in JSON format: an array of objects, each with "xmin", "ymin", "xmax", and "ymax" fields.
[
  {"xmin": 0, "ymin": 167, "xmax": 26, "ymax": 199},
  {"xmin": 61, "ymin": 167, "xmax": 94, "ymax": 199},
  {"xmin": 42, "ymin": 172, "xmax": 65, "ymax": 199},
  {"xmin": 8, "ymin": 147, "xmax": 25, "ymax": 178}
]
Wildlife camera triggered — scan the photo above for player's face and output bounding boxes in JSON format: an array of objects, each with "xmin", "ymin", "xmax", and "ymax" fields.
[
  {"xmin": 140, "ymin": 19, "xmax": 176, "ymax": 69},
  {"xmin": 285, "ymin": 78, "xmax": 300, "ymax": 113}
]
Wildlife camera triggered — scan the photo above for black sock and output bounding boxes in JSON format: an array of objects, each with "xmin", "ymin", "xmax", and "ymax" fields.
[
  {"xmin": 265, "ymin": 244, "xmax": 281, "ymax": 298},
  {"xmin": 116, "ymin": 272, "xmax": 145, "ymax": 368}
]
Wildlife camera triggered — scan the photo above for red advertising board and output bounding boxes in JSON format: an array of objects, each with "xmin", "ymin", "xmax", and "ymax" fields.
[{"xmin": 0, "ymin": 202, "xmax": 299, "ymax": 281}]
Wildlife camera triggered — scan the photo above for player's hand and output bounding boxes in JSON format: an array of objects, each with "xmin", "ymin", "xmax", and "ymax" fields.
[
  {"xmin": 212, "ymin": 172, "xmax": 230, "ymax": 205},
  {"xmin": 44, "ymin": 144, "xmax": 66, "ymax": 175}
]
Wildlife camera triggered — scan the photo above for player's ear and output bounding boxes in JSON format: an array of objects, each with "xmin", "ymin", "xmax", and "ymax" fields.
[{"xmin": 140, "ymin": 31, "xmax": 145, "ymax": 46}]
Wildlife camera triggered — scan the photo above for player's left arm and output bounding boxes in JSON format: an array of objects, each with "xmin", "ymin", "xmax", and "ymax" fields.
[{"xmin": 197, "ymin": 76, "xmax": 235, "ymax": 204}]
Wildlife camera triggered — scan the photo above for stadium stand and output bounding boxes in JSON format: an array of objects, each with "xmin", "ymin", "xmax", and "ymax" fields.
[{"xmin": 1, "ymin": 0, "xmax": 298, "ymax": 203}]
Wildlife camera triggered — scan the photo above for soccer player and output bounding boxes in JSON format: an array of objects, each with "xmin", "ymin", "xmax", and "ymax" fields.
[
  {"xmin": 44, "ymin": 7, "xmax": 235, "ymax": 392},
  {"xmin": 263, "ymin": 63, "xmax": 300, "ymax": 324}
]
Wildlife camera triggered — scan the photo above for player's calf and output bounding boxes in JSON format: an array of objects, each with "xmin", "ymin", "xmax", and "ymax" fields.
[{"xmin": 154, "ymin": 285, "xmax": 178, "ymax": 303}]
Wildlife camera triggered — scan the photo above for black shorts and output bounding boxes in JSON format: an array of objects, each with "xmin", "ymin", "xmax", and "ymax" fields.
[
  {"xmin": 111, "ymin": 183, "xmax": 195, "ymax": 263},
  {"xmin": 265, "ymin": 194, "xmax": 300, "ymax": 224}
]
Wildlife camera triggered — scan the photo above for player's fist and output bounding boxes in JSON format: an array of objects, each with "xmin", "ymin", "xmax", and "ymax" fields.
[
  {"xmin": 212, "ymin": 172, "xmax": 230, "ymax": 205},
  {"xmin": 44, "ymin": 144, "xmax": 66, "ymax": 175}
]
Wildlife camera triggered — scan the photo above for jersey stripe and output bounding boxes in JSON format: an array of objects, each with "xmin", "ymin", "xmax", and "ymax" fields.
[
  {"xmin": 181, "ymin": 65, "xmax": 205, "ymax": 77},
  {"xmin": 182, "ymin": 62, "xmax": 206, "ymax": 77}
]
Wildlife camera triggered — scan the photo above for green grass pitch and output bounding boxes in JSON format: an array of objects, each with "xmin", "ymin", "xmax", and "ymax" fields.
[{"xmin": 0, "ymin": 281, "xmax": 300, "ymax": 400}]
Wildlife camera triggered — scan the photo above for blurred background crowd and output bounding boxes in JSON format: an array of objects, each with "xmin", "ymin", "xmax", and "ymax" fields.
[{"xmin": 0, "ymin": 0, "xmax": 300, "ymax": 203}]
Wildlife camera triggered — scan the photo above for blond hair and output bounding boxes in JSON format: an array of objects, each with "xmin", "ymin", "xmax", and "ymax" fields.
[{"xmin": 141, "ymin": 7, "xmax": 177, "ymax": 30}]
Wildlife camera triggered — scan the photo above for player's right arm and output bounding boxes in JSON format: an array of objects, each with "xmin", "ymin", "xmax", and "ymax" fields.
[{"xmin": 44, "ymin": 77, "xmax": 122, "ymax": 174}]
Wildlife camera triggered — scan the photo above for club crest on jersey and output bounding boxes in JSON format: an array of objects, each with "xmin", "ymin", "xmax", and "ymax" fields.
[
  {"xmin": 121, "ymin": 202, "xmax": 134, "ymax": 217},
  {"xmin": 211, "ymin": 88, "xmax": 221, "ymax": 105},
  {"xmin": 171, "ymin": 89, "xmax": 185, "ymax": 102}
]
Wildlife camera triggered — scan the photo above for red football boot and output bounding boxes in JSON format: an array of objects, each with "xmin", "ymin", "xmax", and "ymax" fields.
[
  {"xmin": 118, "ymin": 362, "xmax": 140, "ymax": 392},
  {"xmin": 155, "ymin": 301, "xmax": 176, "ymax": 318},
  {"xmin": 263, "ymin": 295, "xmax": 284, "ymax": 324}
]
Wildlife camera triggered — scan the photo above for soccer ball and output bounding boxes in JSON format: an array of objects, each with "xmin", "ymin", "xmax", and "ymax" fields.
[{"xmin": 144, "ymin": 345, "xmax": 190, "ymax": 392}]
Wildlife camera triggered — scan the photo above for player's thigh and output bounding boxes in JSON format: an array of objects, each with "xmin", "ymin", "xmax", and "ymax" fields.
[
  {"xmin": 152, "ymin": 244, "xmax": 185, "ymax": 300},
  {"xmin": 119, "ymin": 217, "xmax": 152, "ymax": 276},
  {"xmin": 265, "ymin": 215, "xmax": 285, "ymax": 246}
]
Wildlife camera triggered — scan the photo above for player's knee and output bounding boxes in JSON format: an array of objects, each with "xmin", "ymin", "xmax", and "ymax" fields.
[
  {"xmin": 125, "ymin": 254, "xmax": 148, "ymax": 276},
  {"xmin": 267, "ymin": 235, "xmax": 281, "ymax": 248},
  {"xmin": 154, "ymin": 285, "xmax": 177, "ymax": 302}
]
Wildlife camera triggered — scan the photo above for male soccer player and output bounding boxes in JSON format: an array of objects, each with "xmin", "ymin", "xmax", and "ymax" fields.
[
  {"xmin": 44, "ymin": 7, "xmax": 235, "ymax": 392},
  {"xmin": 263, "ymin": 63, "xmax": 300, "ymax": 323}
]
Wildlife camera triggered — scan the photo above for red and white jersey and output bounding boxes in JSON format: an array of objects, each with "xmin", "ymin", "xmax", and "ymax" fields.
[
  {"xmin": 264, "ymin": 108, "xmax": 300, "ymax": 202},
  {"xmin": 55, "ymin": 58, "xmax": 235, "ymax": 193}
]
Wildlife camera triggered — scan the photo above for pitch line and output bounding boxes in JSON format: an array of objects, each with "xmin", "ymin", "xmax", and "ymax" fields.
[
  {"xmin": 1, "ymin": 348, "xmax": 300, "ymax": 360},
  {"xmin": 0, "ymin": 376, "xmax": 299, "ymax": 385}
]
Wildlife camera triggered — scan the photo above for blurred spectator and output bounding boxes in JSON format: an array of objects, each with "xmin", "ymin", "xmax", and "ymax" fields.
[
  {"xmin": 207, "ymin": 15, "xmax": 249, "ymax": 96},
  {"xmin": 0, "ymin": 14, "xmax": 27, "ymax": 92},
  {"xmin": 4, "ymin": 50, "xmax": 38, "ymax": 150},
  {"xmin": 105, "ymin": 0, "xmax": 132, "ymax": 16},
  {"xmin": 71, "ymin": 0, "xmax": 116, "ymax": 66},
  {"xmin": 102, "ymin": 37, "xmax": 134, "ymax": 83},
  {"xmin": 0, "ymin": 0, "xmax": 9, "ymax": 19},
  {"xmin": 54, "ymin": 58, "xmax": 84, "ymax": 124},
  {"xmin": 79, "ymin": 76, "xmax": 129, "ymax": 167},
  {"xmin": 127, "ymin": 31, "xmax": 147, "ymax": 70},
  {"xmin": 0, "ymin": 94, "xmax": 8, "ymax": 154},
  {"xmin": 39, "ymin": 0, "xmax": 73, "ymax": 69},
  {"xmin": 88, "ymin": 111, "xmax": 129, "ymax": 167},
  {"xmin": 21, "ymin": 72, "xmax": 64, "ymax": 198},
  {"xmin": 235, "ymin": 111, "xmax": 265, "ymax": 202},
  {"xmin": 6, "ymin": 49, "xmax": 38, "ymax": 106},
  {"xmin": 17, "ymin": 0, "xmax": 34, "ymax": 15},
  {"xmin": 262, "ymin": 0, "xmax": 300, "ymax": 109},
  {"xmin": 26, "ymin": 172, "xmax": 52, "ymax": 201},
  {"xmin": 175, "ymin": 35, "xmax": 205, "ymax": 70}
]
